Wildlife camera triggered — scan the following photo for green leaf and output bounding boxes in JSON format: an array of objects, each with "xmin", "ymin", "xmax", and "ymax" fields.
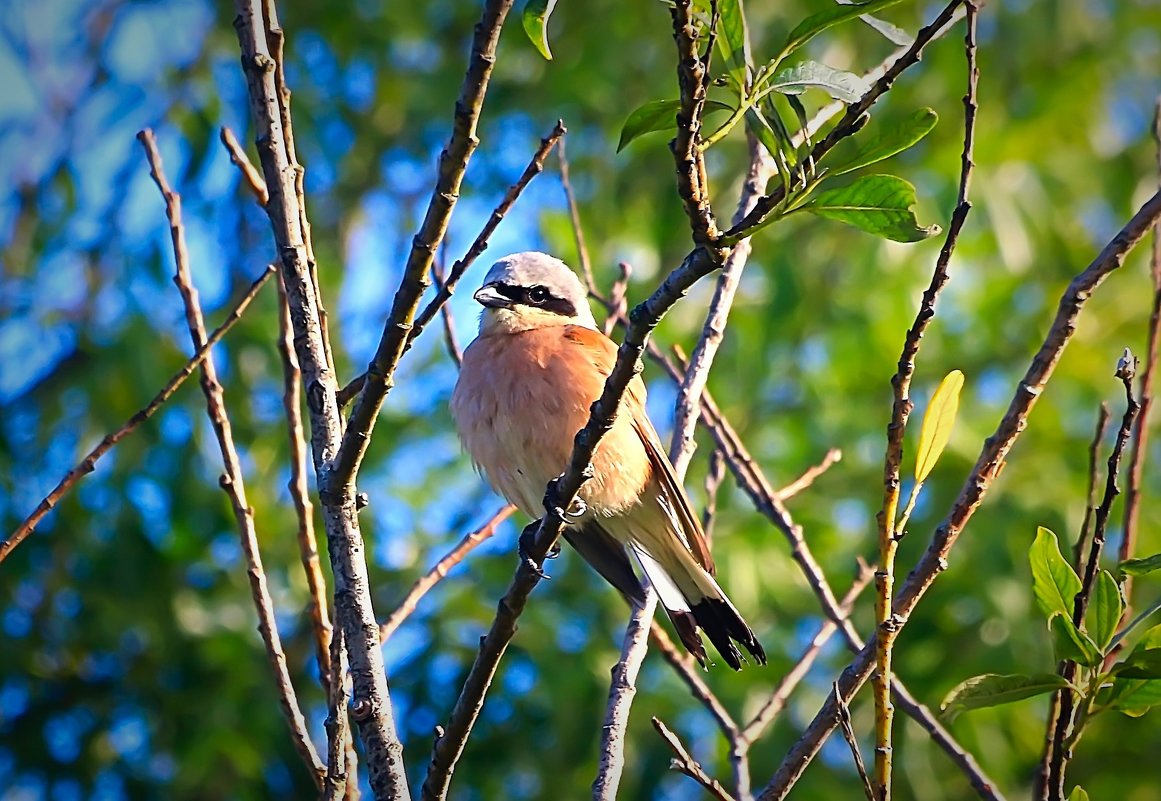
[
  {"xmin": 800, "ymin": 174, "xmax": 940, "ymax": 242},
  {"xmin": 914, "ymin": 369, "xmax": 964, "ymax": 482},
  {"xmin": 1067, "ymin": 787, "xmax": 1090, "ymax": 801},
  {"xmin": 1050, "ymin": 612, "xmax": 1102, "ymax": 667},
  {"xmin": 1030, "ymin": 527, "xmax": 1082, "ymax": 620},
  {"xmin": 770, "ymin": 61, "xmax": 868, "ymax": 103},
  {"xmin": 1121, "ymin": 552, "xmax": 1161, "ymax": 576},
  {"xmin": 1086, "ymin": 570, "xmax": 1123, "ymax": 651},
  {"xmin": 828, "ymin": 108, "xmax": 939, "ymax": 177},
  {"xmin": 716, "ymin": 0, "xmax": 752, "ymax": 90},
  {"xmin": 1113, "ymin": 648, "xmax": 1161, "ymax": 680},
  {"xmin": 616, "ymin": 99, "xmax": 732, "ymax": 152},
  {"xmin": 777, "ymin": 0, "xmax": 906, "ymax": 65},
  {"xmin": 1110, "ymin": 677, "xmax": 1161, "ymax": 717},
  {"xmin": 940, "ymin": 673, "xmax": 1073, "ymax": 721},
  {"xmin": 521, "ymin": 0, "xmax": 559, "ymax": 60}
]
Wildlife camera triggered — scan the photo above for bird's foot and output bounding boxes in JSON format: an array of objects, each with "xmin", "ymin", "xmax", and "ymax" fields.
[
  {"xmin": 544, "ymin": 478, "xmax": 588, "ymax": 524},
  {"xmin": 517, "ymin": 521, "xmax": 552, "ymax": 580}
]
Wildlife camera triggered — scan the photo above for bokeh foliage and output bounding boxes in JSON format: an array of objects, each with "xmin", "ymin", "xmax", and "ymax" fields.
[{"xmin": 3, "ymin": 0, "xmax": 1161, "ymax": 799}]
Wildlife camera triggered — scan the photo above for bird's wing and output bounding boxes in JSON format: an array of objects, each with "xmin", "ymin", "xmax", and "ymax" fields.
[{"xmin": 563, "ymin": 325, "xmax": 716, "ymax": 575}]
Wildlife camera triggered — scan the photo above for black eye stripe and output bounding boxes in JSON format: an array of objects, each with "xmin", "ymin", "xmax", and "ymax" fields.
[{"xmin": 492, "ymin": 282, "xmax": 577, "ymax": 318}]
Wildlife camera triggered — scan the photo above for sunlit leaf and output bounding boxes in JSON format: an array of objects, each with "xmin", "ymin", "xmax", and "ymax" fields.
[
  {"xmin": 914, "ymin": 369, "xmax": 963, "ymax": 482},
  {"xmin": 1113, "ymin": 648, "xmax": 1161, "ymax": 680},
  {"xmin": 1050, "ymin": 612, "xmax": 1102, "ymax": 667},
  {"xmin": 716, "ymin": 0, "xmax": 751, "ymax": 90},
  {"xmin": 800, "ymin": 174, "xmax": 940, "ymax": 242},
  {"xmin": 617, "ymin": 98, "xmax": 732, "ymax": 152},
  {"xmin": 522, "ymin": 0, "xmax": 559, "ymax": 60},
  {"xmin": 1086, "ymin": 569, "xmax": 1123, "ymax": 651},
  {"xmin": 770, "ymin": 61, "xmax": 868, "ymax": 103},
  {"xmin": 828, "ymin": 108, "xmax": 939, "ymax": 177},
  {"xmin": 776, "ymin": 0, "xmax": 906, "ymax": 66},
  {"xmin": 1030, "ymin": 527, "xmax": 1082, "ymax": 621},
  {"xmin": 1121, "ymin": 552, "xmax": 1161, "ymax": 577},
  {"xmin": 1067, "ymin": 787, "xmax": 1090, "ymax": 801},
  {"xmin": 940, "ymin": 673, "xmax": 1073, "ymax": 721}
]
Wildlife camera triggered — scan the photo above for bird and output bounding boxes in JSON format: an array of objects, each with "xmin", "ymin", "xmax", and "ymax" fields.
[{"xmin": 450, "ymin": 251, "xmax": 765, "ymax": 670}]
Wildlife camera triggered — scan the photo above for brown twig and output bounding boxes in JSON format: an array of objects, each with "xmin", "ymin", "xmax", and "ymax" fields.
[
  {"xmin": 602, "ymin": 262, "xmax": 631, "ymax": 338},
  {"xmin": 1072, "ymin": 404, "xmax": 1111, "ymax": 571},
  {"xmin": 1120, "ymin": 97, "xmax": 1161, "ymax": 609},
  {"xmin": 649, "ymin": 621, "xmax": 739, "ymax": 737},
  {"xmin": 776, "ymin": 448, "xmax": 843, "ymax": 501},
  {"xmin": 379, "ymin": 505, "xmax": 515, "ymax": 642},
  {"xmin": 669, "ymin": 0, "xmax": 720, "ymax": 243},
  {"xmin": 323, "ymin": 627, "xmax": 351, "ymax": 801},
  {"xmin": 232, "ymin": 2, "xmax": 411, "ymax": 797},
  {"xmin": 652, "ymin": 717, "xmax": 740, "ymax": 801},
  {"xmin": 558, "ymin": 133, "xmax": 596, "ymax": 292},
  {"xmin": 333, "ymin": 0, "xmax": 515, "ymax": 479},
  {"xmin": 702, "ymin": 448, "xmax": 728, "ymax": 545},
  {"xmin": 337, "ymin": 120, "xmax": 563, "ymax": 406},
  {"xmin": 835, "ymin": 682, "xmax": 876, "ymax": 801},
  {"xmin": 137, "ymin": 128, "xmax": 325, "ymax": 787},
  {"xmin": 756, "ymin": 189, "xmax": 1161, "ymax": 801},
  {"xmin": 1045, "ymin": 352, "xmax": 1140, "ymax": 800},
  {"xmin": 278, "ymin": 279, "xmax": 334, "ymax": 690},
  {"xmin": 591, "ymin": 592, "xmax": 660, "ymax": 801},
  {"xmin": 220, "ymin": 126, "xmax": 270, "ymax": 205},
  {"xmin": 2, "ymin": 264, "xmax": 275, "ymax": 563},
  {"xmin": 430, "ymin": 256, "xmax": 465, "ymax": 367},
  {"xmin": 873, "ymin": 3, "xmax": 978, "ymax": 796}
]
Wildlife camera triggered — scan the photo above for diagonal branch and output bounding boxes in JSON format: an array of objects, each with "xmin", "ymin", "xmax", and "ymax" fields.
[
  {"xmin": 231, "ymin": 2, "xmax": 410, "ymax": 797},
  {"xmin": 333, "ymin": 0, "xmax": 515, "ymax": 483},
  {"xmin": 653, "ymin": 717, "xmax": 740, "ymax": 801},
  {"xmin": 2, "ymin": 264, "xmax": 275, "ymax": 563},
  {"xmin": 137, "ymin": 128, "xmax": 325, "ymax": 787},
  {"xmin": 756, "ymin": 188, "xmax": 1161, "ymax": 801}
]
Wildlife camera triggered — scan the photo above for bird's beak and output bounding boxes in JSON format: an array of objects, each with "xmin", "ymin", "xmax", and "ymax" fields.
[{"xmin": 473, "ymin": 283, "xmax": 512, "ymax": 309}]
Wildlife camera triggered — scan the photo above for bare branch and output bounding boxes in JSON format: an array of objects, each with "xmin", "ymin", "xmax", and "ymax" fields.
[
  {"xmin": 835, "ymin": 683, "xmax": 876, "ymax": 801},
  {"xmin": 649, "ymin": 621, "xmax": 739, "ymax": 737},
  {"xmin": 334, "ymin": 0, "xmax": 516, "ymax": 481},
  {"xmin": 702, "ymin": 448, "xmax": 728, "ymax": 545},
  {"xmin": 220, "ymin": 125, "xmax": 270, "ymax": 205},
  {"xmin": 776, "ymin": 449, "xmax": 843, "ymax": 501},
  {"xmin": 2, "ymin": 264, "xmax": 275, "ymax": 563},
  {"xmin": 652, "ymin": 717, "xmax": 740, "ymax": 801},
  {"xmin": 231, "ymin": 1, "xmax": 410, "ymax": 796},
  {"xmin": 137, "ymin": 128, "xmax": 324, "ymax": 787},
  {"xmin": 558, "ymin": 133, "xmax": 596, "ymax": 292},
  {"xmin": 379, "ymin": 505, "xmax": 515, "ymax": 642},
  {"xmin": 323, "ymin": 627, "xmax": 351, "ymax": 801},
  {"xmin": 591, "ymin": 592, "xmax": 660, "ymax": 801},
  {"xmin": 756, "ymin": 187, "xmax": 1161, "ymax": 801},
  {"xmin": 430, "ymin": 256, "xmax": 465, "ymax": 367},
  {"xmin": 669, "ymin": 0, "xmax": 719, "ymax": 243},
  {"xmin": 873, "ymin": 3, "xmax": 978, "ymax": 795}
]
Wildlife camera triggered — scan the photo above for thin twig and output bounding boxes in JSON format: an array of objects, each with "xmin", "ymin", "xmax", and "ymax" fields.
[
  {"xmin": 232, "ymin": 2, "xmax": 411, "ymax": 796},
  {"xmin": 137, "ymin": 128, "xmax": 325, "ymax": 787},
  {"xmin": 756, "ymin": 190, "xmax": 1161, "ymax": 801},
  {"xmin": 1046, "ymin": 353, "xmax": 1140, "ymax": 801},
  {"xmin": 591, "ymin": 592, "xmax": 660, "ymax": 801},
  {"xmin": 430, "ymin": 256, "xmax": 465, "ymax": 366},
  {"xmin": 652, "ymin": 717, "xmax": 740, "ymax": 801},
  {"xmin": 379, "ymin": 505, "xmax": 515, "ymax": 642},
  {"xmin": 2, "ymin": 264, "xmax": 275, "ymax": 563},
  {"xmin": 702, "ymin": 448, "xmax": 728, "ymax": 545},
  {"xmin": 835, "ymin": 682, "xmax": 876, "ymax": 801},
  {"xmin": 1072, "ymin": 404, "xmax": 1111, "ymax": 571},
  {"xmin": 333, "ymin": 0, "xmax": 515, "ymax": 476},
  {"xmin": 873, "ymin": 4, "xmax": 978, "ymax": 796},
  {"xmin": 1120, "ymin": 97, "xmax": 1161, "ymax": 609},
  {"xmin": 220, "ymin": 126, "xmax": 270, "ymax": 205},
  {"xmin": 558, "ymin": 133, "xmax": 596, "ymax": 292},
  {"xmin": 602, "ymin": 262, "xmax": 631, "ymax": 337},
  {"xmin": 323, "ymin": 627, "xmax": 350, "ymax": 801},
  {"xmin": 337, "ymin": 121, "xmax": 563, "ymax": 406},
  {"xmin": 278, "ymin": 279, "xmax": 334, "ymax": 691},
  {"xmin": 776, "ymin": 448, "xmax": 843, "ymax": 501},
  {"xmin": 649, "ymin": 621, "xmax": 740, "ymax": 737}
]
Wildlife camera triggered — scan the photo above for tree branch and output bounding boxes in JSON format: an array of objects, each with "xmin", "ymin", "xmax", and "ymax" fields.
[
  {"xmin": 652, "ymin": 717, "xmax": 740, "ymax": 801},
  {"xmin": 2, "ymin": 264, "xmax": 275, "ymax": 563},
  {"xmin": 231, "ymin": 1, "xmax": 410, "ymax": 796},
  {"xmin": 137, "ymin": 128, "xmax": 325, "ymax": 787},
  {"xmin": 756, "ymin": 187, "xmax": 1161, "ymax": 801},
  {"xmin": 333, "ymin": 0, "xmax": 515, "ymax": 481}
]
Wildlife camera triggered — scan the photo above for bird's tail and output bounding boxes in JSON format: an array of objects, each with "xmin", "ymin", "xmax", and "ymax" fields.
[{"xmin": 630, "ymin": 539, "xmax": 766, "ymax": 671}]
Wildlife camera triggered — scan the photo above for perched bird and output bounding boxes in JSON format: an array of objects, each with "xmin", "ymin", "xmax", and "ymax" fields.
[{"xmin": 450, "ymin": 251, "xmax": 765, "ymax": 669}]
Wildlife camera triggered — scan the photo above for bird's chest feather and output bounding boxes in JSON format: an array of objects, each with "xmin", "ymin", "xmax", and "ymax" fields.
[{"xmin": 450, "ymin": 327, "xmax": 649, "ymax": 518}]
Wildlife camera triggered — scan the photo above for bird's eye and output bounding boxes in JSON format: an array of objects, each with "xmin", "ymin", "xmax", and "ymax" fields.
[{"xmin": 526, "ymin": 285, "xmax": 550, "ymax": 305}]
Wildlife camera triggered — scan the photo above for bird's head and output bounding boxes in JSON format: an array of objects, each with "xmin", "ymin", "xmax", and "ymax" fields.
[{"xmin": 473, "ymin": 251, "xmax": 598, "ymax": 335}]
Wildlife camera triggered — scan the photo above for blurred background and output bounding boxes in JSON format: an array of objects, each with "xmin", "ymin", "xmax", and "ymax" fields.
[{"xmin": 2, "ymin": 0, "xmax": 1161, "ymax": 798}]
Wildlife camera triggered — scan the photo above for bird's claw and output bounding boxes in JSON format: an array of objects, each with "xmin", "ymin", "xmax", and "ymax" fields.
[
  {"xmin": 517, "ymin": 521, "xmax": 552, "ymax": 580},
  {"xmin": 544, "ymin": 478, "xmax": 587, "ymax": 524}
]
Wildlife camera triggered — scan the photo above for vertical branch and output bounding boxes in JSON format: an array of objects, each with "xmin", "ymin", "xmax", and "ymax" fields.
[
  {"xmin": 231, "ymin": 2, "xmax": 411, "ymax": 797},
  {"xmin": 278, "ymin": 279, "xmax": 335, "ymax": 687},
  {"xmin": 323, "ymin": 627, "xmax": 351, "ymax": 801},
  {"xmin": 873, "ymin": 4, "xmax": 978, "ymax": 797},
  {"xmin": 669, "ymin": 0, "xmax": 719, "ymax": 243},
  {"xmin": 1073, "ymin": 404, "xmax": 1112, "ymax": 571},
  {"xmin": 137, "ymin": 129, "xmax": 325, "ymax": 787},
  {"xmin": 1120, "ymin": 98, "xmax": 1161, "ymax": 606},
  {"xmin": 558, "ymin": 134, "xmax": 596, "ymax": 292},
  {"xmin": 1046, "ymin": 353, "xmax": 1140, "ymax": 800}
]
